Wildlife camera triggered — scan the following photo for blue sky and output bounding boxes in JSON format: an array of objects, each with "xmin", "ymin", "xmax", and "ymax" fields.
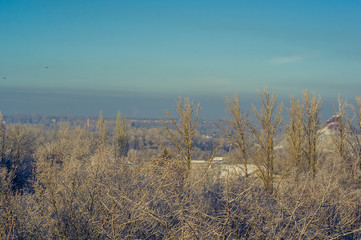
[{"xmin": 1, "ymin": 0, "xmax": 361, "ymax": 118}]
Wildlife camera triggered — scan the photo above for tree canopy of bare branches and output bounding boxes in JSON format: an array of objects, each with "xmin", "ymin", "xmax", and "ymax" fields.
[{"xmin": 163, "ymin": 97, "xmax": 200, "ymax": 171}]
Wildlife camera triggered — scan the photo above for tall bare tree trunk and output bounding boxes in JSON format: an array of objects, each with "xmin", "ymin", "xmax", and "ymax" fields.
[
  {"xmin": 97, "ymin": 111, "xmax": 108, "ymax": 149},
  {"xmin": 113, "ymin": 111, "xmax": 129, "ymax": 160},
  {"xmin": 223, "ymin": 94, "xmax": 249, "ymax": 177},
  {"xmin": 163, "ymin": 97, "xmax": 200, "ymax": 173},
  {"xmin": 249, "ymin": 88, "xmax": 283, "ymax": 194},
  {"xmin": 333, "ymin": 96, "xmax": 348, "ymax": 161},
  {"xmin": 0, "ymin": 113, "xmax": 6, "ymax": 164},
  {"xmin": 348, "ymin": 97, "xmax": 361, "ymax": 182},
  {"xmin": 286, "ymin": 96, "xmax": 304, "ymax": 170},
  {"xmin": 302, "ymin": 91, "xmax": 321, "ymax": 176}
]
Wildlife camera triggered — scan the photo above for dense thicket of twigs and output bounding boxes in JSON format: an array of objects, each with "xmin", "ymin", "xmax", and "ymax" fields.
[{"xmin": 1, "ymin": 91, "xmax": 361, "ymax": 239}]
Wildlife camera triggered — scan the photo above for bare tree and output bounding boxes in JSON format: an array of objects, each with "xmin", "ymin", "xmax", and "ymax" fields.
[
  {"xmin": 223, "ymin": 94, "xmax": 249, "ymax": 177},
  {"xmin": 348, "ymin": 96, "xmax": 361, "ymax": 181},
  {"xmin": 97, "ymin": 111, "xmax": 108, "ymax": 148},
  {"xmin": 113, "ymin": 111, "xmax": 129, "ymax": 160},
  {"xmin": 0, "ymin": 113, "xmax": 7, "ymax": 163},
  {"xmin": 302, "ymin": 90, "xmax": 321, "ymax": 175},
  {"xmin": 333, "ymin": 96, "xmax": 348, "ymax": 161},
  {"xmin": 286, "ymin": 96, "xmax": 305, "ymax": 170},
  {"xmin": 163, "ymin": 97, "xmax": 200, "ymax": 172},
  {"xmin": 249, "ymin": 88, "xmax": 283, "ymax": 194}
]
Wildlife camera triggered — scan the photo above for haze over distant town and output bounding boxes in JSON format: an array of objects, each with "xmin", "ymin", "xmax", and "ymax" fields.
[{"xmin": 1, "ymin": 1, "xmax": 361, "ymax": 119}]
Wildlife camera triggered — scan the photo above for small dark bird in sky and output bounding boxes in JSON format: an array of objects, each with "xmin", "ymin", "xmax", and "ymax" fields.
[
  {"xmin": 45, "ymin": 66, "xmax": 49, "ymax": 69},
  {"xmin": 3, "ymin": 77, "xmax": 5, "ymax": 80}
]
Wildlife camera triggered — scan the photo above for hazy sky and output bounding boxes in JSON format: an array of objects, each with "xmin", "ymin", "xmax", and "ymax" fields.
[{"xmin": 1, "ymin": 1, "xmax": 361, "ymax": 118}]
